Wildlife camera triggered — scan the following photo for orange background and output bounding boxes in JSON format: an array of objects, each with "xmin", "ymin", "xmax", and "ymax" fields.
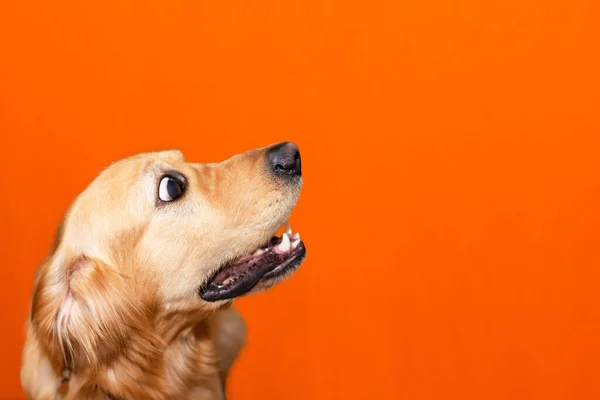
[{"xmin": 1, "ymin": 0, "xmax": 599, "ymax": 399}]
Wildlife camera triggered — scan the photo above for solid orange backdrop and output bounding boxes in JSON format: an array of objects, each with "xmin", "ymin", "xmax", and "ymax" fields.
[{"xmin": 1, "ymin": 0, "xmax": 599, "ymax": 399}]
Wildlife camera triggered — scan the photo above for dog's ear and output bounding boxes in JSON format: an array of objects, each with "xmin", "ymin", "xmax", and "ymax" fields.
[{"xmin": 31, "ymin": 255, "xmax": 151, "ymax": 370}]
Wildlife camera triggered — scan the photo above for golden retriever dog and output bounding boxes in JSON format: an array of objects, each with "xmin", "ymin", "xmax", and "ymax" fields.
[{"xmin": 21, "ymin": 142, "xmax": 306, "ymax": 399}]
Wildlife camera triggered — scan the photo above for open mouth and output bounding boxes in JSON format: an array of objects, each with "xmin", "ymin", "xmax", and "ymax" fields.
[{"xmin": 199, "ymin": 223, "xmax": 306, "ymax": 302}]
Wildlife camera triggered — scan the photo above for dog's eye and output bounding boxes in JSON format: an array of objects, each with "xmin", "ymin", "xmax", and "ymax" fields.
[{"xmin": 158, "ymin": 176, "xmax": 185, "ymax": 202}]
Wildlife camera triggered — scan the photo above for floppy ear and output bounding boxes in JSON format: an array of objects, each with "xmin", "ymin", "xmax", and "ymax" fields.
[{"xmin": 30, "ymin": 255, "xmax": 150, "ymax": 370}]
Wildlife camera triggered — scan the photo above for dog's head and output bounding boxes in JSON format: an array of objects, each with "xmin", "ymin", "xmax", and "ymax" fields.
[{"xmin": 30, "ymin": 143, "xmax": 305, "ymax": 368}]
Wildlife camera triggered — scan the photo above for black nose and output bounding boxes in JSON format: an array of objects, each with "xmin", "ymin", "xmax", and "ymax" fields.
[{"xmin": 267, "ymin": 142, "xmax": 301, "ymax": 178}]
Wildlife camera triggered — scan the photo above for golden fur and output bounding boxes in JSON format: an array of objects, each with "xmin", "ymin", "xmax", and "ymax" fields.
[{"xmin": 21, "ymin": 145, "xmax": 302, "ymax": 399}]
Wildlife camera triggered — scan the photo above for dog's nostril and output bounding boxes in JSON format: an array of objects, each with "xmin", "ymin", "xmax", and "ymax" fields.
[{"xmin": 267, "ymin": 142, "xmax": 301, "ymax": 178}]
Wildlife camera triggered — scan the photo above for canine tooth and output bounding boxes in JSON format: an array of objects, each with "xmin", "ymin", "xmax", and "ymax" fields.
[
  {"xmin": 285, "ymin": 221, "xmax": 292, "ymax": 235},
  {"xmin": 275, "ymin": 233, "xmax": 291, "ymax": 254},
  {"xmin": 252, "ymin": 248, "xmax": 265, "ymax": 256},
  {"xmin": 291, "ymin": 239, "xmax": 300, "ymax": 249}
]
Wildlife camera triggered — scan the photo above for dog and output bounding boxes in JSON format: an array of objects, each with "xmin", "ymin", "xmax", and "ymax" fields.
[{"xmin": 21, "ymin": 142, "xmax": 306, "ymax": 399}]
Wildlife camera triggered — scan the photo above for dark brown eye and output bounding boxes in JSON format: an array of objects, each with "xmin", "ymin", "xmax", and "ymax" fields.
[{"xmin": 158, "ymin": 176, "xmax": 185, "ymax": 202}]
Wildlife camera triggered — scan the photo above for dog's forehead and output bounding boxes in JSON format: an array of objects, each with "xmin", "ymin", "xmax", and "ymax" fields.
[
  {"xmin": 106, "ymin": 150, "xmax": 187, "ymax": 177},
  {"xmin": 124, "ymin": 149, "xmax": 185, "ymax": 165},
  {"xmin": 143, "ymin": 150, "xmax": 188, "ymax": 175},
  {"xmin": 154, "ymin": 149, "xmax": 185, "ymax": 162}
]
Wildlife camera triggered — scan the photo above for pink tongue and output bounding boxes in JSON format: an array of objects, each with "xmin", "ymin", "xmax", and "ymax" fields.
[
  {"xmin": 211, "ymin": 232, "xmax": 300, "ymax": 285},
  {"xmin": 210, "ymin": 261, "xmax": 249, "ymax": 285},
  {"xmin": 209, "ymin": 249, "xmax": 290, "ymax": 285}
]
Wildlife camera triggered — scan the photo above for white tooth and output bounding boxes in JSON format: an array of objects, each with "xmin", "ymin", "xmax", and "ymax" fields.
[
  {"xmin": 253, "ymin": 248, "xmax": 265, "ymax": 256},
  {"xmin": 285, "ymin": 221, "xmax": 292, "ymax": 235},
  {"xmin": 291, "ymin": 239, "xmax": 300, "ymax": 249},
  {"xmin": 275, "ymin": 233, "xmax": 291, "ymax": 253}
]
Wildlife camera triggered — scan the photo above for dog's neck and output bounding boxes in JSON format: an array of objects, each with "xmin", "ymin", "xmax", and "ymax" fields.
[
  {"xmin": 55, "ymin": 306, "xmax": 223, "ymax": 400},
  {"xmin": 30, "ymin": 257, "xmax": 228, "ymax": 399}
]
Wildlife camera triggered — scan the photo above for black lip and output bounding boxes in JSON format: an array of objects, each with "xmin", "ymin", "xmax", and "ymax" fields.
[{"xmin": 199, "ymin": 243, "xmax": 306, "ymax": 302}]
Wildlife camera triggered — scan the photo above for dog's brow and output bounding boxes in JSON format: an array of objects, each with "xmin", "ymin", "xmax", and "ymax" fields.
[
  {"xmin": 142, "ymin": 160, "xmax": 189, "ymax": 189},
  {"xmin": 157, "ymin": 149, "xmax": 184, "ymax": 161},
  {"xmin": 144, "ymin": 159, "xmax": 174, "ymax": 175}
]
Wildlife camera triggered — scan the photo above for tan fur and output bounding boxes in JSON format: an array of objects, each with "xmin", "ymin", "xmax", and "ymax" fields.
[{"xmin": 21, "ymin": 145, "xmax": 301, "ymax": 399}]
